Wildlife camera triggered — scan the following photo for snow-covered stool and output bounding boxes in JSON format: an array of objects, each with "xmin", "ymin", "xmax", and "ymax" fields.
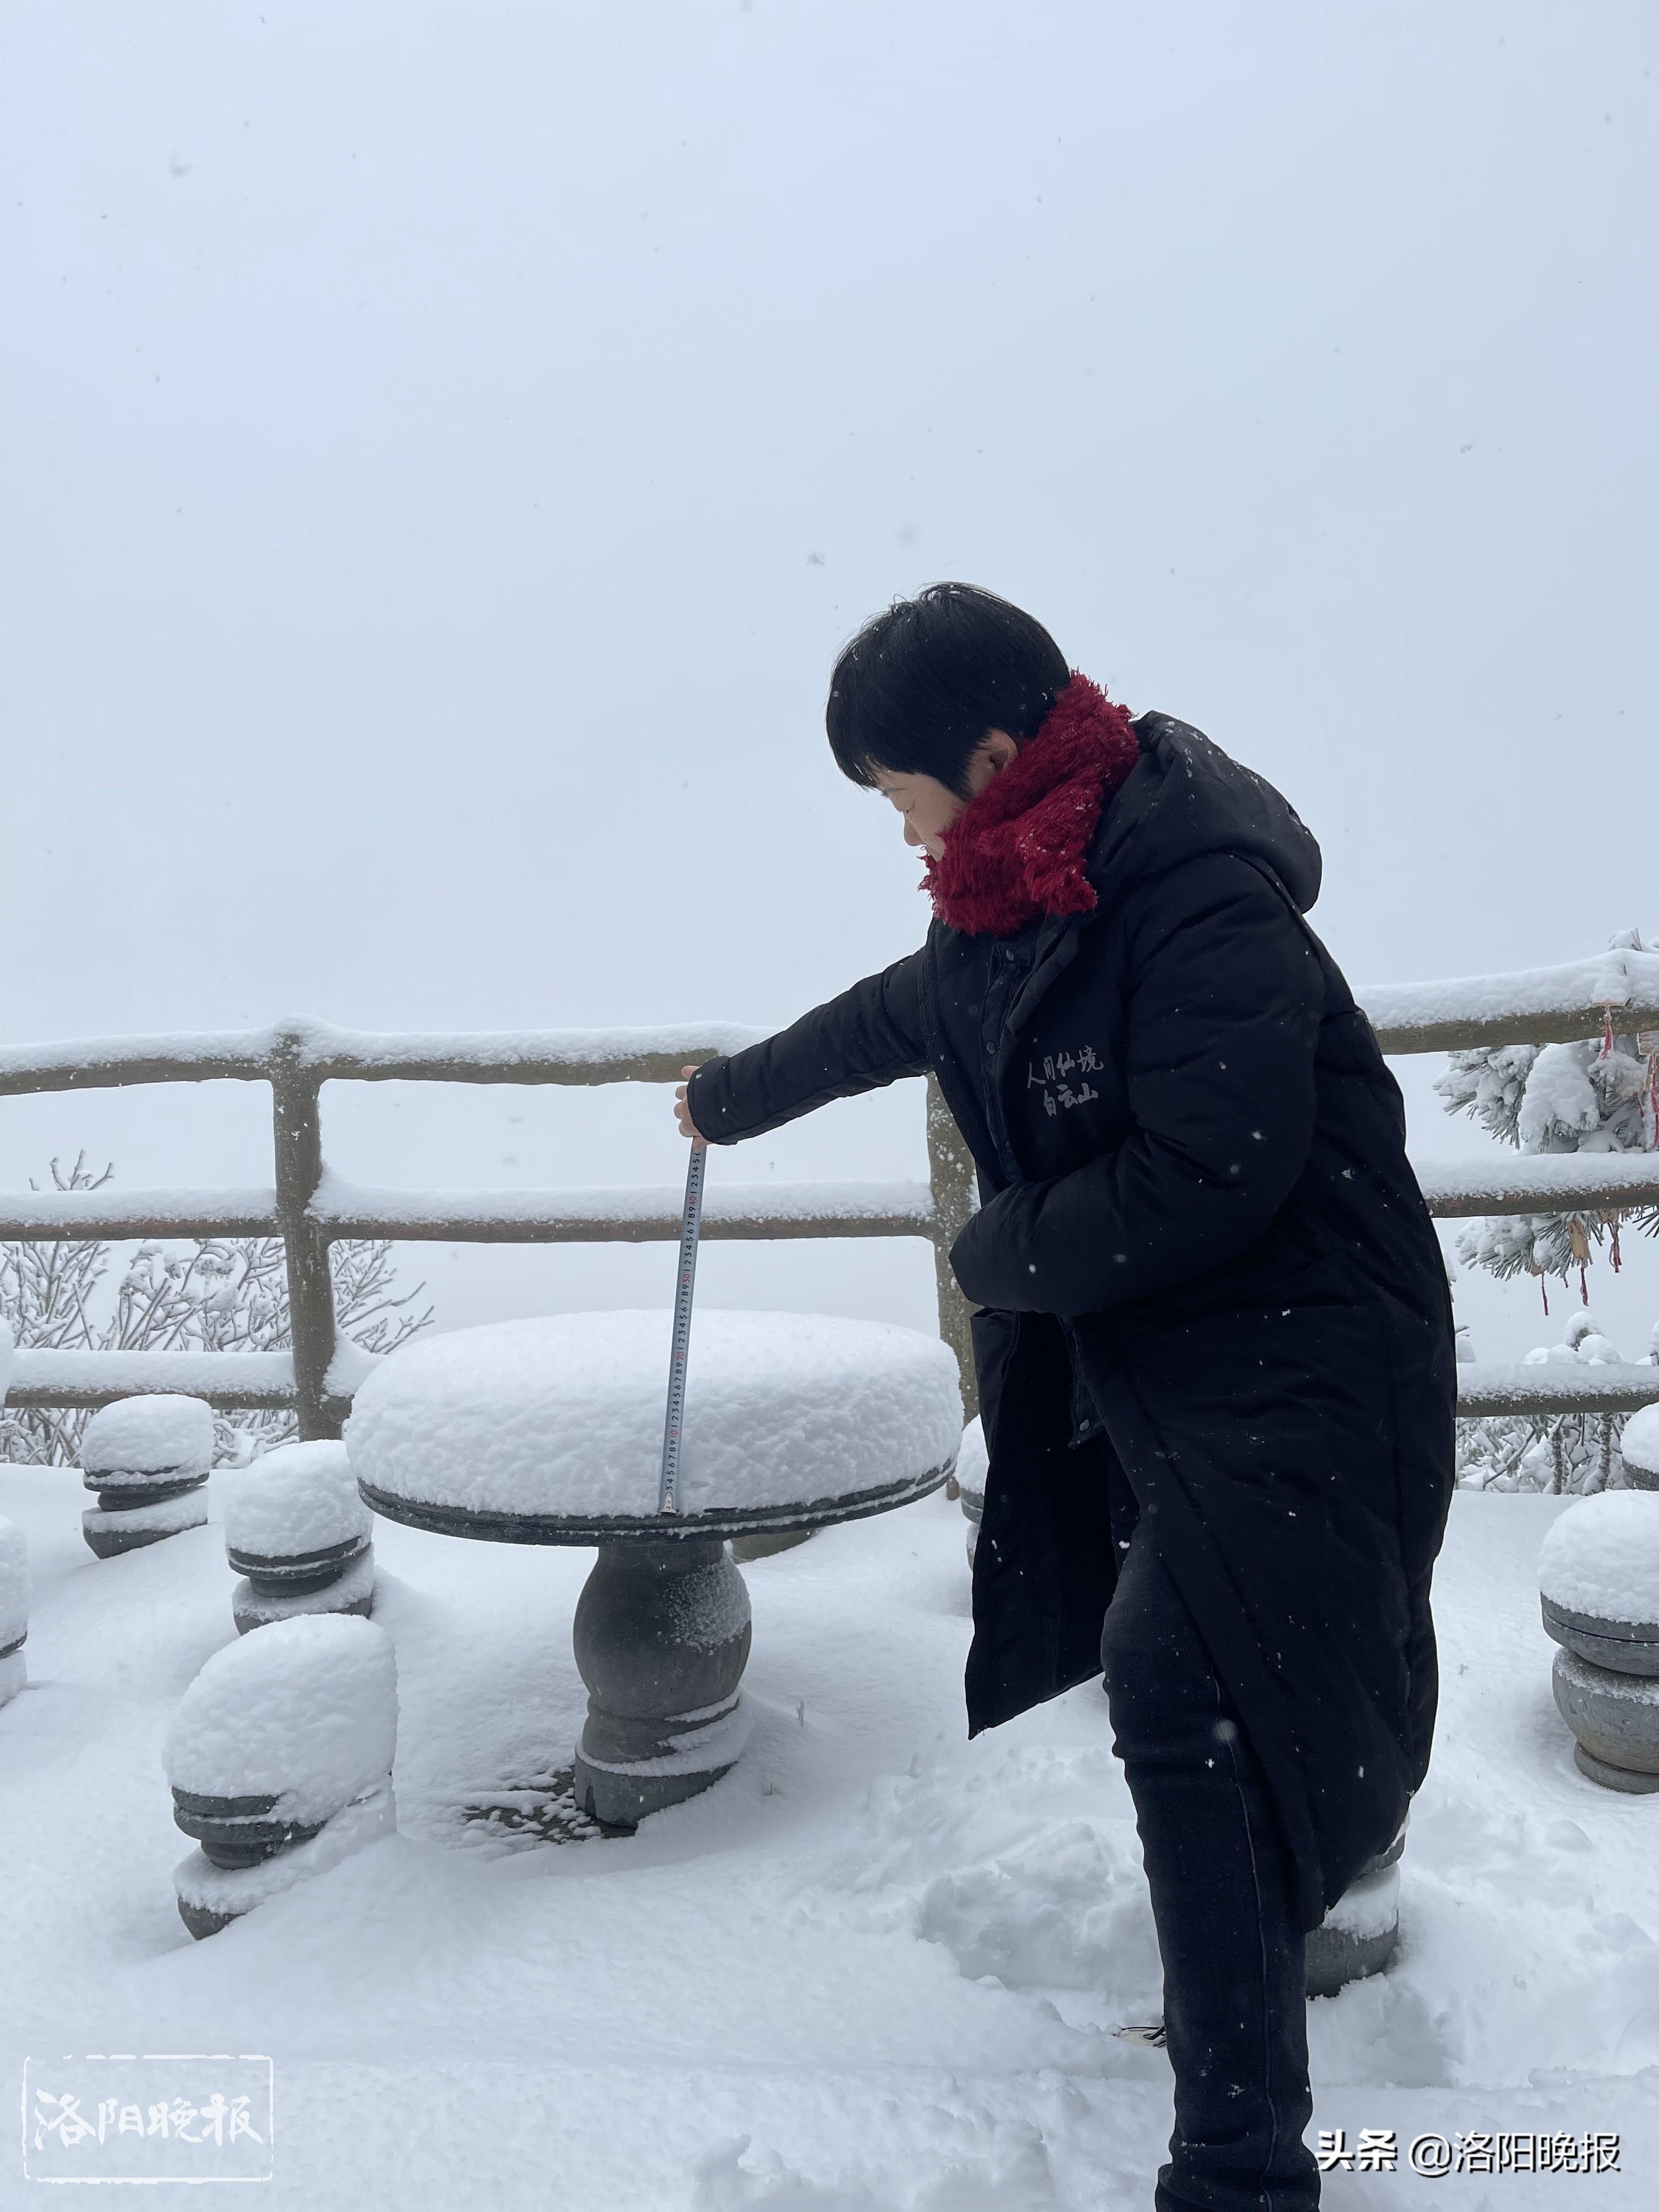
[
  {"xmin": 224, "ymin": 1441, "xmax": 376, "ymax": 1635},
  {"xmin": 165, "ymin": 1613, "xmax": 398, "ymax": 1939},
  {"xmin": 346, "ymin": 1309, "xmax": 961, "ymax": 1830},
  {"xmin": 0, "ymin": 1515, "xmax": 29, "ymax": 1710},
  {"xmin": 1305, "ymin": 1819, "xmax": 1405, "ymax": 1998},
  {"xmin": 1622, "ymin": 1404, "xmax": 1659, "ymax": 1494},
  {"xmin": 1541, "ymin": 1491, "xmax": 1659, "ymax": 1793},
  {"xmin": 80, "ymin": 1394, "xmax": 213, "ymax": 1559},
  {"xmin": 955, "ymin": 1417, "xmax": 988, "ymax": 1570}
]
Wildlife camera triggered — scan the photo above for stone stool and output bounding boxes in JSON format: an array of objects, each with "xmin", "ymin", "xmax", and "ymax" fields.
[
  {"xmin": 224, "ymin": 1440, "xmax": 376, "ymax": 1634},
  {"xmin": 1305, "ymin": 1820, "xmax": 1405, "ymax": 1997},
  {"xmin": 165, "ymin": 1612, "xmax": 398, "ymax": 1938},
  {"xmin": 346, "ymin": 1308, "xmax": 962, "ymax": 1831},
  {"xmin": 80, "ymin": 1394, "xmax": 213, "ymax": 1559},
  {"xmin": 1622, "ymin": 1404, "xmax": 1659, "ymax": 1494},
  {"xmin": 955, "ymin": 1417, "xmax": 988, "ymax": 1569},
  {"xmin": 0, "ymin": 1515, "xmax": 29, "ymax": 1710},
  {"xmin": 1541, "ymin": 1490, "xmax": 1659, "ymax": 1792}
]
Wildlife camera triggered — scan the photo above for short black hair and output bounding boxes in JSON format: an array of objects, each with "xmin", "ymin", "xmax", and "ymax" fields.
[{"xmin": 826, "ymin": 583, "xmax": 1072, "ymax": 799}]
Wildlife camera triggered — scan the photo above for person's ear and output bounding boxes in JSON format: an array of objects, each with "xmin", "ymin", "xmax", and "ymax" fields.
[{"xmin": 983, "ymin": 729, "xmax": 1019, "ymax": 774}]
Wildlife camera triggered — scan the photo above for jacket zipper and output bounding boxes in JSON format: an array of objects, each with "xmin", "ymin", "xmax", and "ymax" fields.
[{"xmin": 983, "ymin": 940, "xmax": 1027, "ymax": 1183}]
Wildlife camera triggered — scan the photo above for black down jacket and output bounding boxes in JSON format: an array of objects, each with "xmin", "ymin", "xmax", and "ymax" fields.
[{"xmin": 687, "ymin": 712, "xmax": 1457, "ymax": 1931}]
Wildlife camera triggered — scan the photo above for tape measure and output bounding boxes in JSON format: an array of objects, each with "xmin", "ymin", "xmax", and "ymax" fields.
[{"xmin": 656, "ymin": 1142, "xmax": 707, "ymax": 1514}]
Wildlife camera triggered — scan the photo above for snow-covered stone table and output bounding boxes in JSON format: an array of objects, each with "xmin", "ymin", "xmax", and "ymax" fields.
[{"xmin": 345, "ymin": 1310, "xmax": 962, "ymax": 1828}]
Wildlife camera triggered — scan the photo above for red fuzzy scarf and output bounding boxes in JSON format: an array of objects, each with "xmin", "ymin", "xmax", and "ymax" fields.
[{"xmin": 922, "ymin": 672, "xmax": 1141, "ymax": 935}]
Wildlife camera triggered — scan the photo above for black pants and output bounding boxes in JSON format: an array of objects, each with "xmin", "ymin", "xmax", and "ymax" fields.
[{"xmin": 1100, "ymin": 1527, "xmax": 1320, "ymax": 2212}]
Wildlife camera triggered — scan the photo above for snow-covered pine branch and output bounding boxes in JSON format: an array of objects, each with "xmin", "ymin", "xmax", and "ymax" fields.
[{"xmin": 1437, "ymin": 927, "xmax": 1659, "ymax": 1293}]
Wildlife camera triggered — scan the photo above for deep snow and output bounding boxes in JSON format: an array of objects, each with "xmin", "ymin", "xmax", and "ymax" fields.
[{"xmin": 2, "ymin": 1463, "xmax": 1657, "ymax": 2208}]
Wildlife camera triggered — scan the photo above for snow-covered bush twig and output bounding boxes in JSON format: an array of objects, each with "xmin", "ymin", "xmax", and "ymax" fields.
[{"xmin": 0, "ymin": 1153, "xmax": 433, "ymax": 1465}]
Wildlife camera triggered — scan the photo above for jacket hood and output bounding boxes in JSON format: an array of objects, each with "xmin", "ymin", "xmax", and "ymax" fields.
[{"xmin": 1089, "ymin": 713, "xmax": 1323, "ymax": 915}]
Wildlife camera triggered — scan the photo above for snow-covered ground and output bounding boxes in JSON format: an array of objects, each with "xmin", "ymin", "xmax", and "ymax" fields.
[{"xmin": 3, "ymin": 1465, "xmax": 1656, "ymax": 2209}]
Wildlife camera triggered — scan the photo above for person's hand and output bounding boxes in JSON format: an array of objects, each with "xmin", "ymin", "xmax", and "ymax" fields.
[{"xmin": 674, "ymin": 1064, "xmax": 709, "ymax": 1151}]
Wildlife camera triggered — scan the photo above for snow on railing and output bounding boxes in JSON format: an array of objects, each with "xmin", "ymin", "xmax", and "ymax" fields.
[
  {"xmin": 0, "ymin": 1177, "xmax": 941, "ymax": 1244},
  {"xmin": 308, "ymin": 1171, "xmax": 938, "ymax": 1243},
  {"xmin": 6, "ymin": 1349, "xmax": 297, "ymax": 1413},
  {"xmin": 1409, "ymin": 1155, "xmax": 1659, "ymax": 1218},
  {"xmin": 5, "ymin": 1341, "xmax": 375, "ymax": 1416},
  {"xmin": 1453, "ymin": 1362, "xmax": 1659, "ymax": 1419},
  {"xmin": 2, "ymin": 956, "xmax": 1657, "ymax": 1434},
  {"xmin": 11, "ymin": 1160, "xmax": 1654, "ymax": 1245},
  {"xmin": 1360, "ymin": 946, "xmax": 1659, "ymax": 1056},
  {"xmin": 0, "ymin": 1188, "xmax": 281, "ymax": 1240},
  {"xmin": 0, "ymin": 1017, "xmax": 771, "ymax": 1096}
]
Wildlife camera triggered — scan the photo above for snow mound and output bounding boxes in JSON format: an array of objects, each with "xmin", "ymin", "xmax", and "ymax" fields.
[
  {"xmin": 917, "ymin": 1813, "xmax": 1156, "ymax": 1994},
  {"xmin": 81, "ymin": 1392, "xmax": 215, "ymax": 1477},
  {"xmin": 344, "ymin": 1309, "xmax": 963, "ymax": 1519},
  {"xmin": 1323, "ymin": 1861, "xmax": 1400, "ymax": 1939},
  {"xmin": 1623, "ymin": 1403, "xmax": 1659, "ymax": 1481},
  {"xmin": 163, "ymin": 1613, "xmax": 398, "ymax": 1824},
  {"xmin": 224, "ymin": 1440, "xmax": 373, "ymax": 1558},
  {"xmin": 1538, "ymin": 1491, "xmax": 1659, "ymax": 1621},
  {"xmin": 823, "ymin": 1741, "xmax": 1163, "ymax": 2015},
  {"xmin": 0, "ymin": 1515, "xmax": 29, "ymax": 1647}
]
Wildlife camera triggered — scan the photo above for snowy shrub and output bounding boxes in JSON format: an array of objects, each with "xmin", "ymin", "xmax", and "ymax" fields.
[
  {"xmin": 0, "ymin": 1152, "xmax": 432, "ymax": 1466},
  {"xmin": 1437, "ymin": 929, "xmax": 1659, "ymax": 1296}
]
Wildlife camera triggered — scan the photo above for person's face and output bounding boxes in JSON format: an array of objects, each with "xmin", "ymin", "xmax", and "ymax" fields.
[{"xmin": 872, "ymin": 730, "xmax": 1017, "ymax": 859}]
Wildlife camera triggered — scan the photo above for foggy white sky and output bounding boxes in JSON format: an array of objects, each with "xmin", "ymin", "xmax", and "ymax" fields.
[{"xmin": 3, "ymin": 1, "xmax": 1655, "ymax": 1359}]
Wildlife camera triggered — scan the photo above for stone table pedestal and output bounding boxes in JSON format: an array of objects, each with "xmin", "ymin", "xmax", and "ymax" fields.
[
  {"xmin": 354, "ymin": 1471, "xmax": 949, "ymax": 1829},
  {"xmin": 571, "ymin": 1538, "xmax": 749, "ymax": 1825}
]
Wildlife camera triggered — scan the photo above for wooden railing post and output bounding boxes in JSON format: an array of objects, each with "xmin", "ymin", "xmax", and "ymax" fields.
[
  {"xmin": 924, "ymin": 1072, "xmax": 978, "ymax": 1423},
  {"xmin": 269, "ymin": 1031, "xmax": 340, "ymax": 1441}
]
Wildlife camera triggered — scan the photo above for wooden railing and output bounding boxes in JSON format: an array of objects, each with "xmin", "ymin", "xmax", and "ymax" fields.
[{"xmin": 2, "ymin": 943, "xmax": 1657, "ymax": 1433}]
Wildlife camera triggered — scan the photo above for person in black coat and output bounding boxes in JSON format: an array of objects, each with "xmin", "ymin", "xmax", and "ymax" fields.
[{"xmin": 674, "ymin": 583, "xmax": 1457, "ymax": 2212}]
